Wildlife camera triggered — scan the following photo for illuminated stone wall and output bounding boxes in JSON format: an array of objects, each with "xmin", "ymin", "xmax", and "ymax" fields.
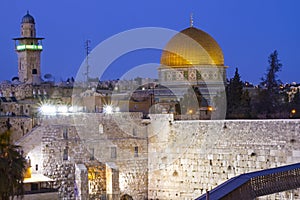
[
  {"xmin": 14, "ymin": 112, "xmax": 300, "ymax": 200},
  {"xmin": 0, "ymin": 83, "xmax": 33, "ymax": 99},
  {"xmin": 147, "ymin": 116, "xmax": 300, "ymax": 199},
  {"xmin": 0, "ymin": 116, "xmax": 32, "ymax": 142},
  {"xmin": 22, "ymin": 113, "xmax": 148, "ymax": 200},
  {"xmin": 0, "ymin": 83, "xmax": 73, "ymax": 100}
]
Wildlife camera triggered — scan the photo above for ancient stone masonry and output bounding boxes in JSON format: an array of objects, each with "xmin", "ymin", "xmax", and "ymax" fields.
[
  {"xmin": 40, "ymin": 123, "xmax": 107, "ymax": 199},
  {"xmin": 148, "ymin": 117, "xmax": 300, "ymax": 199},
  {"xmin": 0, "ymin": 83, "xmax": 33, "ymax": 99},
  {"xmin": 17, "ymin": 112, "xmax": 300, "ymax": 200},
  {"xmin": 29, "ymin": 113, "xmax": 148, "ymax": 199},
  {"xmin": 0, "ymin": 116, "xmax": 32, "ymax": 142}
]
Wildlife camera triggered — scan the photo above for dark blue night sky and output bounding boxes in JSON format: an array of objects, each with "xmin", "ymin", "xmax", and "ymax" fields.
[{"xmin": 0, "ymin": 0, "xmax": 299, "ymax": 84}]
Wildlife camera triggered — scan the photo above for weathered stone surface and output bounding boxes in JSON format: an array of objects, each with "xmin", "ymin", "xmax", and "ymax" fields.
[
  {"xmin": 12, "ymin": 113, "xmax": 300, "ymax": 200},
  {"xmin": 148, "ymin": 116, "xmax": 300, "ymax": 199}
]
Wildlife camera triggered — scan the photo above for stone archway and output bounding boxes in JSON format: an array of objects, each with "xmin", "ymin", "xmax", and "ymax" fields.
[{"xmin": 120, "ymin": 194, "xmax": 133, "ymax": 200}]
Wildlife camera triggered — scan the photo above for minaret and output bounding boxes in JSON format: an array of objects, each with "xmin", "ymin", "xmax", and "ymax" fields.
[{"xmin": 13, "ymin": 11, "xmax": 44, "ymax": 84}]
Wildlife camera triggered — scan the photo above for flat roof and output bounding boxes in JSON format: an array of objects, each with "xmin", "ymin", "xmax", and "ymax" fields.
[{"xmin": 24, "ymin": 174, "xmax": 54, "ymax": 183}]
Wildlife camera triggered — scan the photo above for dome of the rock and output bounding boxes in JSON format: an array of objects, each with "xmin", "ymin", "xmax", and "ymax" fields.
[{"xmin": 160, "ymin": 27, "xmax": 224, "ymax": 67}]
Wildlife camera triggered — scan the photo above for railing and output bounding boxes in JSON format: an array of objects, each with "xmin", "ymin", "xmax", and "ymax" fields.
[{"xmin": 196, "ymin": 163, "xmax": 300, "ymax": 200}]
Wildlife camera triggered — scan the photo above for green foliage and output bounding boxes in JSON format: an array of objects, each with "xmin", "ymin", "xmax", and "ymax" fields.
[
  {"xmin": 255, "ymin": 50, "xmax": 287, "ymax": 118},
  {"xmin": 0, "ymin": 130, "xmax": 26, "ymax": 200},
  {"xmin": 261, "ymin": 50, "xmax": 282, "ymax": 90},
  {"xmin": 226, "ymin": 68, "xmax": 252, "ymax": 119},
  {"xmin": 179, "ymin": 87, "xmax": 203, "ymax": 114}
]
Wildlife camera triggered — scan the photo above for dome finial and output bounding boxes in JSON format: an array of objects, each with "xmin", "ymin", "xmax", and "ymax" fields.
[
  {"xmin": 22, "ymin": 11, "xmax": 35, "ymax": 24},
  {"xmin": 190, "ymin": 13, "xmax": 194, "ymax": 27}
]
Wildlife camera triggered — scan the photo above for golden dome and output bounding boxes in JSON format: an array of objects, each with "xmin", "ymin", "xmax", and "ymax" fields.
[{"xmin": 160, "ymin": 27, "xmax": 224, "ymax": 67}]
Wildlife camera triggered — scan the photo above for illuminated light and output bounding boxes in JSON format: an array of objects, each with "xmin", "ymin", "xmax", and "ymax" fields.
[
  {"xmin": 207, "ymin": 106, "xmax": 213, "ymax": 111},
  {"xmin": 57, "ymin": 105, "xmax": 68, "ymax": 113},
  {"xmin": 291, "ymin": 109, "xmax": 296, "ymax": 114},
  {"xmin": 103, "ymin": 105, "xmax": 113, "ymax": 114},
  {"xmin": 68, "ymin": 106, "xmax": 74, "ymax": 112},
  {"xmin": 16, "ymin": 44, "xmax": 43, "ymax": 51},
  {"xmin": 188, "ymin": 109, "xmax": 193, "ymax": 114},
  {"xmin": 115, "ymin": 107, "xmax": 120, "ymax": 112},
  {"xmin": 39, "ymin": 104, "xmax": 56, "ymax": 115}
]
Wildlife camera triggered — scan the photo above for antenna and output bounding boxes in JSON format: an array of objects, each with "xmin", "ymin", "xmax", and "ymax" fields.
[
  {"xmin": 190, "ymin": 13, "xmax": 194, "ymax": 27},
  {"xmin": 84, "ymin": 40, "xmax": 91, "ymax": 82}
]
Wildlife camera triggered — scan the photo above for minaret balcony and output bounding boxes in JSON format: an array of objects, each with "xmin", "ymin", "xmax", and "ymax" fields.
[{"xmin": 16, "ymin": 44, "xmax": 43, "ymax": 51}]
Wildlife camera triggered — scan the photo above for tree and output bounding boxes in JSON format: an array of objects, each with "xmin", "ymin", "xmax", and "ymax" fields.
[
  {"xmin": 226, "ymin": 68, "xmax": 243, "ymax": 118},
  {"xmin": 0, "ymin": 130, "xmax": 26, "ymax": 200},
  {"xmin": 226, "ymin": 68, "xmax": 252, "ymax": 118},
  {"xmin": 261, "ymin": 50, "xmax": 282, "ymax": 90},
  {"xmin": 179, "ymin": 87, "xmax": 202, "ymax": 114},
  {"xmin": 256, "ymin": 50, "xmax": 285, "ymax": 118},
  {"xmin": 239, "ymin": 90, "xmax": 252, "ymax": 118}
]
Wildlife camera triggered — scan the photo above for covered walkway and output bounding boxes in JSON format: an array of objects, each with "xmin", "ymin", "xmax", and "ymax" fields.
[{"xmin": 196, "ymin": 163, "xmax": 300, "ymax": 200}]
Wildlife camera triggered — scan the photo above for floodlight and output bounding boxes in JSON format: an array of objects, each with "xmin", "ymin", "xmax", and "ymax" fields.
[
  {"xmin": 39, "ymin": 104, "xmax": 56, "ymax": 115},
  {"xmin": 103, "ymin": 105, "xmax": 113, "ymax": 114}
]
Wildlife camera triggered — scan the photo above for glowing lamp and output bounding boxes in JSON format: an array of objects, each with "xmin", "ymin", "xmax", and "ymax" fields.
[
  {"xmin": 39, "ymin": 104, "xmax": 56, "ymax": 115},
  {"xmin": 103, "ymin": 105, "xmax": 113, "ymax": 114},
  {"xmin": 57, "ymin": 105, "xmax": 68, "ymax": 113},
  {"xmin": 115, "ymin": 107, "xmax": 120, "ymax": 112}
]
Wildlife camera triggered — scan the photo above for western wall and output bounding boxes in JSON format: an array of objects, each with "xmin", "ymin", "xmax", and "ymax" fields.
[
  {"xmin": 148, "ymin": 114, "xmax": 300, "ymax": 199},
  {"xmin": 15, "ymin": 113, "xmax": 300, "ymax": 199}
]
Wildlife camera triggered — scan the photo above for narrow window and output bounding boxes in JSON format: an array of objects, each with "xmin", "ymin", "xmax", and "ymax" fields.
[
  {"xmin": 99, "ymin": 124, "xmax": 103, "ymax": 134},
  {"xmin": 184, "ymin": 71, "xmax": 188, "ymax": 79},
  {"xmin": 63, "ymin": 127, "xmax": 68, "ymax": 139},
  {"xmin": 132, "ymin": 128, "xmax": 136, "ymax": 136},
  {"xmin": 90, "ymin": 148, "xmax": 95, "ymax": 160},
  {"xmin": 196, "ymin": 70, "xmax": 201, "ymax": 80},
  {"xmin": 63, "ymin": 147, "xmax": 68, "ymax": 161},
  {"xmin": 134, "ymin": 146, "xmax": 139, "ymax": 157},
  {"xmin": 111, "ymin": 147, "xmax": 117, "ymax": 159},
  {"xmin": 35, "ymin": 164, "xmax": 38, "ymax": 171}
]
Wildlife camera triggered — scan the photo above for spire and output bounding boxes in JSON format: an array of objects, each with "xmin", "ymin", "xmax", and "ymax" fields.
[{"xmin": 190, "ymin": 13, "xmax": 194, "ymax": 27}]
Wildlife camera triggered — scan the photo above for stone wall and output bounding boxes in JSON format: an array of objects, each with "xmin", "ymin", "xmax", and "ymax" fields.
[
  {"xmin": 18, "ymin": 113, "xmax": 300, "ymax": 200},
  {"xmin": 147, "ymin": 116, "xmax": 300, "ymax": 199},
  {"xmin": 0, "ymin": 116, "xmax": 32, "ymax": 142},
  {"xmin": 75, "ymin": 164, "xmax": 89, "ymax": 200},
  {"xmin": 72, "ymin": 113, "xmax": 149, "ymax": 199},
  {"xmin": 38, "ymin": 113, "xmax": 148, "ymax": 199},
  {"xmin": 41, "ymin": 124, "xmax": 107, "ymax": 199},
  {"xmin": 0, "ymin": 82, "xmax": 74, "ymax": 100}
]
